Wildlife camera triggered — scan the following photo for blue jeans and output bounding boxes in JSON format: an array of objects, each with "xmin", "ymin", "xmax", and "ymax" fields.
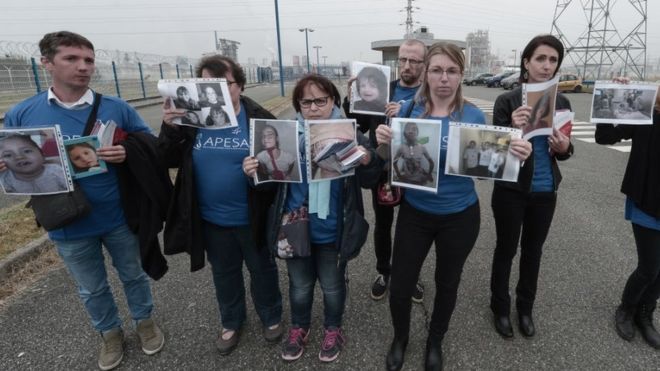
[
  {"xmin": 202, "ymin": 221, "xmax": 282, "ymax": 331},
  {"xmin": 285, "ymin": 243, "xmax": 347, "ymax": 329},
  {"xmin": 55, "ymin": 224, "xmax": 153, "ymax": 332}
]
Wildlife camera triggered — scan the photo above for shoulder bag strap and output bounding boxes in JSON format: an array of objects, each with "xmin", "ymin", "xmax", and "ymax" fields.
[{"xmin": 82, "ymin": 92, "xmax": 102, "ymax": 136}]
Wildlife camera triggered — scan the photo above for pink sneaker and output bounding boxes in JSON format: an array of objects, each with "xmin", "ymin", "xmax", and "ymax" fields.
[
  {"xmin": 281, "ymin": 327, "xmax": 309, "ymax": 361},
  {"xmin": 318, "ymin": 327, "xmax": 346, "ymax": 362}
]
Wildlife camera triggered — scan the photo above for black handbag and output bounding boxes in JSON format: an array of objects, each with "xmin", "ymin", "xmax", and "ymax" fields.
[{"xmin": 27, "ymin": 93, "xmax": 102, "ymax": 231}]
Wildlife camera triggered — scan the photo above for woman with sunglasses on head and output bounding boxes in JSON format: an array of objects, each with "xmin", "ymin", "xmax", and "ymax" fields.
[
  {"xmin": 376, "ymin": 42, "xmax": 531, "ymax": 370},
  {"xmin": 243, "ymin": 74, "xmax": 381, "ymax": 363},
  {"xmin": 489, "ymin": 34, "xmax": 573, "ymax": 340},
  {"xmin": 596, "ymin": 79, "xmax": 660, "ymax": 350},
  {"xmin": 158, "ymin": 55, "xmax": 283, "ymax": 355}
]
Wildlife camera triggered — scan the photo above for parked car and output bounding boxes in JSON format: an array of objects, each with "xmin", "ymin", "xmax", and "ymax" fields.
[
  {"xmin": 558, "ymin": 74, "xmax": 583, "ymax": 93},
  {"xmin": 501, "ymin": 72, "xmax": 521, "ymax": 90},
  {"xmin": 486, "ymin": 71, "xmax": 517, "ymax": 88},
  {"xmin": 463, "ymin": 73, "xmax": 494, "ymax": 86}
]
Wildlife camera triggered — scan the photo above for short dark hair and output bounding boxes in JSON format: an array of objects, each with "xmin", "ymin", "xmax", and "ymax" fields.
[
  {"xmin": 195, "ymin": 55, "xmax": 246, "ymax": 91},
  {"xmin": 519, "ymin": 34, "xmax": 564, "ymax": 83},
  {"xmin": 39, "ymin": 31, "xmax": 94, "ymax": 61},
  {"xmin": 292, "ymin": 74, "xmax": 341, "ymax": 113},
  {"xmin": 356, "ymin": 66, "xmax": 388, "ymax": 101}
]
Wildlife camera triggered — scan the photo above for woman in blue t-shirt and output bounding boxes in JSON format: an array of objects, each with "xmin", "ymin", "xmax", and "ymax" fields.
[
  {"xmin": 489, "ymin": 35, "xmax": 573, "ymax": 340},
  {"xmin": 159, "ymin": 55, "xmax": 283, "ymax": 355},
  {"xmin": 376, "ymin": 42, "xmax": 532, "ymax": 370},
  {"xmin": 243, "ymin": 74, "xmax": 381, "ymax": 363},
  {"xmin": 596, "ymin": 77, "xmax": 660, "ymax": 350}
]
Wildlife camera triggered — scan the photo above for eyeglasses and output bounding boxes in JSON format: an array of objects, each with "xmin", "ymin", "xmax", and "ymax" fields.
[
  {"xmin": 226, "ymin": 80, "xmax": 237, "ymax": 86},
  {"xmin": 398, "ymin": 57, "xmax": 424, "ymax": 67},
  {"xmin": 427, "ymin": 68, "xmax": 461, "ymax": 79},
  {"xmin": 299, "ymin": 96, "xmax": 330, "ymax": 108}
]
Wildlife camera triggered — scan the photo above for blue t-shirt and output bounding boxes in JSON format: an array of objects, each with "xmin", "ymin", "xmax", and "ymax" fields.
[
  {"xmin": 391, "ymin": 82, "xmax": 419, "ymax": 103},
  {"xmin": 192, "ymin": 103, "xmax": 250, "ymax": 226},
  {"xmin": 285, "ymin": 134, "xmax": 341, "ymax": 244},
  {"xmin": 4, "ymin": 92, "xmax": 151, "ymax": 241},
  {"xmin": 399, "ymin": 101, "xmax": 485, "ymax": 215},
  {"xmin": 530, "ymin": 136, "xmax": 554, "ymax": 192},
  {"xmin": 625, "ymin": 198, "xmax": 660, "ymax": 231}
]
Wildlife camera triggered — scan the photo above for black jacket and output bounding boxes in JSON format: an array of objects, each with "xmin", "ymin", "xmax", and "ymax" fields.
[
  {"xmin": 117, "ymin": 132, "xmax": 172, "ymax": 280},
  {"xmin": 157, "ymin": 96, "xmax": 277, "ymax": 272},
  {"xmin": 595, "ymin": 111, "xmax": 660, "ymax": 218},
  {"xmin": 492, "ymin": 87, "xmax": 574, "ymax": 192},
  {"xmin": 343, "ymin": 79, "xmax": 400, "ymax": 147},
  {"xmin": 266, "ymin": 132, "xmax": 382, "ymax": 263}
]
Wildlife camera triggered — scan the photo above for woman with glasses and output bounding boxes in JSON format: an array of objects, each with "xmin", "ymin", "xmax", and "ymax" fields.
[
  {"xmin": 376, "ymin": 42, "xmax": 531, "ymax": 370},
  {"xmin": 158, "ymin": 54, "xmax": 283, "ymax": 355},
  {"xmin": 596, "ymin": 78, "xmax": 660, "ymax": 350},
  {"xmin": 243, "ymin": 74, "xmax": 381, "ymax": 363},
  {"xmin": 489, "ymin": 34, "xmax": 573, "ymax": 340}
]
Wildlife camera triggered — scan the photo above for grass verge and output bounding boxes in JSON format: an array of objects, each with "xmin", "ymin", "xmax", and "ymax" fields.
[
  {"xmin": 0, "ymin": 202, "xmax": 44, "ymax": 260},
  {"xmin": 0, "ymin": 244, "xmax": 62, "ymax": 307}
]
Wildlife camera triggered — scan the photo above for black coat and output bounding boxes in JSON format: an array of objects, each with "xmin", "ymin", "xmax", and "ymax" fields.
[
  {"xmin": 492, "ymin": 87, "xmax": 574, "ymax": 192},
  {"xmin": 595, "ymin": 111, "xmax": 660, "ymax": 218},
  {"xmin": 157, "ymin": 96, "xmax": 277, "ymax": 272},
  {"xmin": 117, "ymin": 132, "xmax": 173, "ymax": 280},
  {"xmin": 266, "ymin": 132, "xmax": 382, "ymax": 263}
]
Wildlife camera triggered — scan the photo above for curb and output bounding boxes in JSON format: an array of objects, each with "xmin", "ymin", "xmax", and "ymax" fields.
[{"xmin": 0, "ymin": 234, "xmax": 52, "ymax": 283}]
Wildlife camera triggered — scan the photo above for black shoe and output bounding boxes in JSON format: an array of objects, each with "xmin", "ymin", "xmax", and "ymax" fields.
[
  {"xmin": 412, "ymin": 282, "xmax": 425, "ymax": 304},
  {"xmin": 518, "ymin": 314, "xmax": 535, "ymax": 338},
  {"xmin": 615, "ymin": 304, "xmax": 636, "ymax": 341},
  {"xmin": 385, "ymin": 337, "xmax": 407, "ymax": 371},
  {"xmin": 424, "ymin": 336, "xmax": 443, "ymax": 371},
  {"xmin": 493, "ymin": 314, "xmax": 514, "ymax": 338},
  {"xmin": 371, "ymin": 274, "xmax": 389, "ymax": 300},
  {"xmin": 635, "ymin": 303, "xmax": 660, "ymax": 349}
]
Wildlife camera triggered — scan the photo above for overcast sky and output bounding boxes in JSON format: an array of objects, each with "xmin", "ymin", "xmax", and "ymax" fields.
[{"xmin": 2, "ymin": 0, "xmax": 658, "ymax": 69}]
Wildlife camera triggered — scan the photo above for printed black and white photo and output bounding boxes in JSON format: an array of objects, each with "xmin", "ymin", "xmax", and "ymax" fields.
[
  {"xmin": 521, "ymin": 75, "xmax": 558, "ymax": 139},
  {"xmin": 250, "ymin": 119, "xmax": 302, "ymax": 184},
  {"xmin": 306, "ymin": 119, "xmax": 362, "ymax": 182},
  {"xmin": 390, "ymin": 118, "xmax": 441, "ymax": 193},
  {"xmin": 445, "ymin": 122, "xmax": 522, "ymax": 182},
  {"xmin": 157, "ymin": 78, "xmax": 237, "ymax": 128},
  {"xmin": 591, "ymin": 81, "xmax": 658, "ymax": 125},
  {"xmin": 0, "ymin": 126, "xmax": 73, "ymax": 195},
  {"xmin": 349, "ymin": 62, "xmax": 391, "ymax": 116}
]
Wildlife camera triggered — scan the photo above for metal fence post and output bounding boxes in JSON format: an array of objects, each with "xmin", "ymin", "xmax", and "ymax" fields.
[
  {"xmin": 30, "ymin": 57, "xmax": 42, "ymax": 93},
  {"xmin": 159, "ymin": 63, "xmax": 164, "ymax": 79},
  {"xmin": 138, "ymin": 62, "xmax": 146, "ymax": 98},
  {"xmin": 189, "ymin": 64, "xmax": 193, "ymax": 78},
  {"xmin": 111, "ymin": 61, "xmax": 121, "ymax": 98},
  {"xmin": 176, "ymin": 64, "xmax": 180, "ymax": 78}
]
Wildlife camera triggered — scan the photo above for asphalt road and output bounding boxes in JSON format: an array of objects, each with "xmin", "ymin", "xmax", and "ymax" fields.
[{"xmin": 2, "ymin": 85, "xmax": 658, "ymax": 370}]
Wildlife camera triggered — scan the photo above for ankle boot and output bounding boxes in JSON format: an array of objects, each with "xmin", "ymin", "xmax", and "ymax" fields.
[
  {"xmin": 614, "ymin": 304, "xmax": 636, "ymax": 341},
  {"xmin": 424, "ymin": 335, "xmax": 443, "ymax": 371},
  {"xmin": 635, "ymin": 303, "xmax": 660, "ymax": 349},
  {"xmin": 385, "ymin": 337, "xmax": 408, "ymax": 371}
]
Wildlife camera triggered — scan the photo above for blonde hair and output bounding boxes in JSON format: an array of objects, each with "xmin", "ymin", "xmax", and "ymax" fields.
[{"xmin": 414, "ymin": 42, "xmax": 467, "ymax": 119}]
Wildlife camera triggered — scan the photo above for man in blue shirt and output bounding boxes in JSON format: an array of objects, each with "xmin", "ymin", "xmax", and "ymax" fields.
[
  {"xmin": 343, "ymin": 39, "xmax": 427, "ymax": 303},
  {"xmin": 2, "ymin": 31, "xmax": 164, "ymax": 371}
]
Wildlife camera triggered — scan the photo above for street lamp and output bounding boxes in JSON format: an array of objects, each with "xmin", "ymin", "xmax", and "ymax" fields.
[
  {"xmin": 512, "ymin": 49, "xmax": 517, "ymax": 67},
  {"xmin": 299, "ymin": 28, "xmax": 314, "ymax": 73},
  {"xmin": 313, "ymin": 46, "xmax": 322, "ymax": 73}
]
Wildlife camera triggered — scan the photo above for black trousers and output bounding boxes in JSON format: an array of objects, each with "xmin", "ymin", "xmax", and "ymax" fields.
[
  {"xmin": 389, "ymin": 201, "xmax": 480, "ymax": 340},
  {"xmin": 370, "ymin": 173, "xmax": 396, "ymax": 277},
  {"xmin": 621, "ymin": 223, "xmax": 660, "ymax": 308},
  {"xmin": 490, "ymin": 186, "xmax": 557, "ymax": 316}
]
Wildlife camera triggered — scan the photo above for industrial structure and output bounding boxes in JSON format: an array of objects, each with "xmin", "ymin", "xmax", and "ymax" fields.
[{"xmin": 551, "ymin": 0, "xmax": 648, "ymax": 80}]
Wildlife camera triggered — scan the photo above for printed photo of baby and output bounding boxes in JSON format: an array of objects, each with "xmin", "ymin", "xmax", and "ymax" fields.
[
  {"xmin": 350, "ymin": 61, "xmax": 391, "ymax": 116},
  {"xmin": 0, "ymin": 127, "xmax": 72, "ymax": 195},
  {"xmin": 64, "ymin": 136, "xmax": 107, "ymax": 179}
]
